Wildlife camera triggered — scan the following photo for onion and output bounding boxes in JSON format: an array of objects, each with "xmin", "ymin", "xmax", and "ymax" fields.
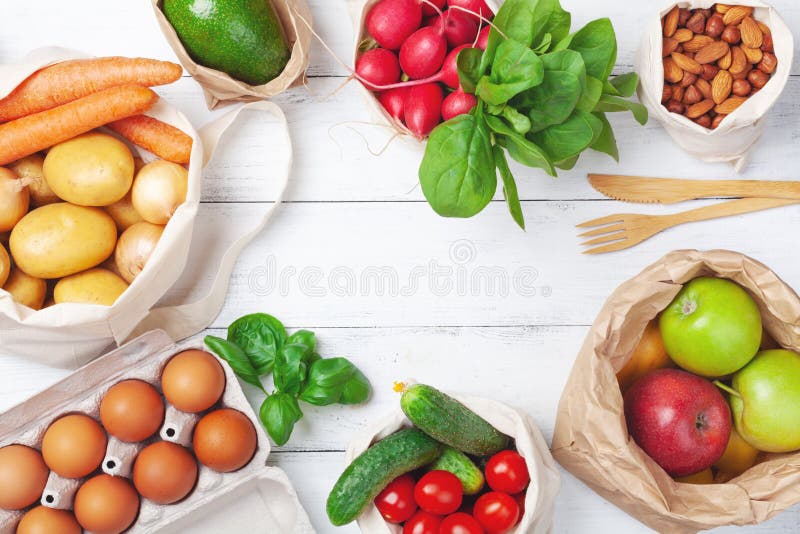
[
  {"xmin": 106, "ymin": 192, "xmax": 144, "ymax": 232},
  {"xmin": 0, "ymin": 243, "xmax": 9, "ymax": 288},
  {"xmin": 115, "ymin": 222, "xmax": 164, "ymax": 283},
  {"xmin": 0, "ymin": 167, "xmax": 30, "ymax": 232},
  {"xmin": 131, "ymin": 160, "xmax": 188, "ymax": 225},
  {"xmin": 10, "ymin": 155, "xmax": 58, "ymax": 207}
]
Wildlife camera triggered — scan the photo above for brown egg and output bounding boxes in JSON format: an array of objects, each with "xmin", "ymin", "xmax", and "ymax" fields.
[
  {"xmin": 42, "ymin": 414, "xmax": 107, "ymax": 479},
  {"xmin": 100, "ymin": 380, "xmax": 165, "ymax": 442},
  {"xmin": 161, "ymin": 349, "xmax": 226, "ymax": 413},
  {"xmin": 133, "ymin": 441, "xmax": 197, "ymax": 504},
  {"xmin": 0, "ymin": 445, "xmax": 48, "ymax": 510},
  {"xmin": 193, "ymin": 409, "xmax": 257, "ymax": 472},
  {"xmin": 16, "ymin": 506, "xmax": 81, "ymax": 534},
  {"xmin": 74, "ymin": 474, "xmax": 139, "ymax": 534}
]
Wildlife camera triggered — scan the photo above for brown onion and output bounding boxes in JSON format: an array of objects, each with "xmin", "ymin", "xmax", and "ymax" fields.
[
  {"xmin": 0, "ymin": 243, "xmax": 9, "ymax": 288},
  {"xmin": 0, "ymin": 167, "xmax": 30, "ymax": 232},
  {"xmin": 10, "ymin": 155, "xmax": 58, "ymax": 207},
  {"xmin": 115, "ymin": 222, "xmax": 164, "ymax": 283},
  {"xmin": 131, "ymin": 160, "xmax": 188, "ymax": 225}
]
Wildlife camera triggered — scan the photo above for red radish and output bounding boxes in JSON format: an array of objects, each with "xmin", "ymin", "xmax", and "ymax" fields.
[
  {"xmin": 400, "ymin": 26, "xmax": 448, "ymax": 79},
  {"xmin": 366, "ymin": 0, "xmax": 423, "ymax": 50},
  {"xmin": 430, "ymin": 10, "xmax": 479, "ymax": 47},
  {"xmin": 448, "ymin": 0, "xmax": 493, "ymax": 20},
  {"xmin": 442, "ymin": 89, "xmax": 477, "ymax": 120},
  {"xmin": 441, "ymin": 44, "xmax": 471, "ymax": 89},
  {"xmin": 356, "ymin": 48, "xmax": 401, "ymax": 90},
  {"xmin": 404, "ymin": 83, "xmax": 443, "ymax": 137},
  {"xmin": 378, "ymin": 87, "xmax": 410, "ymax": 120},
  {"xmin": 476, "ymin": 25, "xmax": 490, "ymax": 49},
  {"xmin": 421, "ymin": 0, "xmax": 446, "ymax": 16}
]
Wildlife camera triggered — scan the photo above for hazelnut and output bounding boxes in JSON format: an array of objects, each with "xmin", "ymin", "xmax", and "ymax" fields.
[
  {"xmin": 698, "ymin": 8, "xmax": 713, "ymax": 19},
  {"xmin": 681, "ymin": 72, "xmax": 698, "ymax": 87},
  {"xmin": 694, "ymin": 114, "xmax": 712, "ymax": 128},
  {"xmin": 762, "ymin": 32, "xmax": 774, "ymax": 53},
  {"xmin": 686, "ymin": 12, "xmax": 706, "ymax": 34},
  {"xmin": 683, "ymin": 85, "xmax": 703, "ymax": 105},
  {"xmin": 711, "ymin": 114, "xmax": 727, "ymax": 129},
  {"xmin": 666, "ymin": 100, "xmax": 686, "ymax": 114},
  {"xmin": 679, "ymin": 8, "xmax": 691, "ymax": 26},
  {"xmin": 672, "ymin": 85, "xmax": 685, "ymax": 102},
  {"xmin": 748, "ymin": 69, "xmax": 770, "ymax": 89},
  {"xmin": 662, "ymin": 85, "xmax": 673, "ymax": 103},
  {"xmin": 705, "ymin": 14, "xmax": 725, "ymax": 38},
  {"xmin": 732, "ymin": 79, "xmax": 752, "ymax": 97},
  {"xmin": 758, "ymin": 52, "xmax": 778, "ymax": 74},
  {"xmin": 721, "ymin": 25, "xmax": 741, "ymax": 44},
  {"xmin": 701, "ymin": 64, "xmax": 719, "ymax": 81}
]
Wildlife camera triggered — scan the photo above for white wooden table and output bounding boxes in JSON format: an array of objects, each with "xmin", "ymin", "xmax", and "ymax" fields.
[{"xmin": 2, "ymin": 1, "xmax": 800, "ymax": 532}]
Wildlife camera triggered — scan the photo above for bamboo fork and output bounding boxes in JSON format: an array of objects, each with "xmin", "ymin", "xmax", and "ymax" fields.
[{"xmin": 577, "ymin": 197, "xmax": 799, "ymax": 254}]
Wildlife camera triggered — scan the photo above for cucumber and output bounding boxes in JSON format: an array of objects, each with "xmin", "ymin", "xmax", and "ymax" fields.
[
  {"xmin": 430, "ymin": 446, "xmax": 485, "ymax": 495},
  {"xmin": 326, "ymin": 428, "xmax": 442, "ymax": 526},
  {"xmin": 401, "ymin": 384, "xmax": 510, "ymax": 456}
]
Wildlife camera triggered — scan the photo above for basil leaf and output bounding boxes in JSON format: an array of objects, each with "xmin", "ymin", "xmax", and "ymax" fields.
[
  {"xmin": 555, "ymin": 155, "xmax": 580, "ymax": 170},
  {"xmin": 204, "ymin": 335, "xmax": 264, "ymax": 391},
  {"xmin": 494, "ymin": 146, "xmax": 525, "ymax": 230},
  {"xmin": 605, "ymin": 72, "xmax": 639, "ymax": 97},
  {"xmin": 530, "ymin": 110, "xmax": 603, "ymax": 162},
  {"xmin": 457, "ymin": 47, "xmax": 483, "ymax": 94},
  {"xmin": 287, "ymin": 330, "xmax": 316, "ymax": 353},
  {"xmin": 273, "ymin": 343, "xmax": 310, "ymax": 396},
  {"xmin": 340, "ymin": 368, "xmax": 372, "ymax": 405},
  {"xmin": 568, "ymin": 18, "xmax": 617, "ymax": 81},
  {"xmin": 300, "ymin": 357, "xmax": 356, "ymax": 406},
  {"xmin": 260, "ymin": 393, "xmax": 303, "ymax": 446},
  {"xmin": 590, "ymin": 112, "xmax": 619, "ymax": 161},
  {"xmin": 594, "ymin": 94, "xmax": 649, "ymax": 125},
  {"xmin": 227, "ymin": 313, "xmax": 287, "ymax": 375},
  {"xmin": 419, "ymin": 110, "xmax": 496, "ymax": 218},
  {"xmin": 477, "ymin": 40, "xmax": 543, "ymax": 106},
  {"xmin": 485, "ymin": 114, "xmax": 555, "ymax": 176}
]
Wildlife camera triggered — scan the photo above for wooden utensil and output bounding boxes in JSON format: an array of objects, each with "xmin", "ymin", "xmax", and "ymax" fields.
[
  {"xmin": 577, "ymin": 197, "xmax": 799, "ymax": 254},
  {"xmin": 588, "ymin": 174, "xmax": 800, "ymax": 204}
]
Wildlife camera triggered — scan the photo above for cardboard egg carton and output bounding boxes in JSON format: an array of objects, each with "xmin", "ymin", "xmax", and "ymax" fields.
[{"xmin": 0, "ymin": 330, "xmax": 314, "ymax": 533}]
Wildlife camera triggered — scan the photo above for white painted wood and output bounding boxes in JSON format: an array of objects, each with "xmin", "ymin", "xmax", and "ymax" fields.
[{"xmin": 2, "ymin": 1, "xmax": 800, "ymax": 532}]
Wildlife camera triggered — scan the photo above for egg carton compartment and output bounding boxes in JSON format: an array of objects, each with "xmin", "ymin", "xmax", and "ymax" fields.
[{"xmin": 0, "ymin": 329, "xmax": 314, "ymax": 533}]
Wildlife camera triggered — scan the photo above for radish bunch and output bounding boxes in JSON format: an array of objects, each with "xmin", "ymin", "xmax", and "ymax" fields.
[{"xmin": 356, "ymin": 0, "xmax": 494, "ymax": 138}]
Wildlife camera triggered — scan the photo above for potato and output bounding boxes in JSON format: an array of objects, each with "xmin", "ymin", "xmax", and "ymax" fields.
[
  {"xmin": 0, "ymin": 167, "xmax": 30, "ymax": 232},
  {"xmin": 43, "ymin": 132, "xmax": 134, "ymax": 206},
  {"xmin": 54, "ymin": 268, "xmax": 129, "ymax": 306},
  {"xmin": 0, "ymin": 243, "xmax": 9, "ymax": 288},
  {"xmin": 10, "ymin": 203, "xmax": 117, "ymax": 279},
  {"xmin": 105, "ymin": 191, "xmax": 144, "ymax": 232},
  {"xmin": 10, "ymin": 155, "xmax": 58, "ymax": 207},
  {"xmin": 3, "ymin": 268, "xmax": 46, "ymax": 310}
]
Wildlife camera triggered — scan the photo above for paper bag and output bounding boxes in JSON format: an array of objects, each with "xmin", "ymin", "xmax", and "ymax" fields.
[{"xmin": 552, "ymin": 249, "xmax": 800, "ymax": 533}]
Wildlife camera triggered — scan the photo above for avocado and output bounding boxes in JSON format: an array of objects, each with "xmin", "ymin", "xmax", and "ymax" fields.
[{"xmin": 163, "ymin": 0, "xmax": 291, "ymax": 86}]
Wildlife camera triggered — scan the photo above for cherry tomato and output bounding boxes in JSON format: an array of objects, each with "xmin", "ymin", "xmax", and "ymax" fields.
[
  {"xmin": 473, "ymin": 492, "xmax": 520, "ymax": 534},
  {"xmin": 402, "ymin": 510, "xmax": 442, "ymax": 534},
  {"xmin": 414, "ymin": 470, "xmax": 463, "ymax": 515},
  {"xmin": 375, "ymin": 474, "xmax": 417, "ymax": 523},
  {"xmin": 440, "ymin": 512, "xmax": 485, "ymax": 534},
  {"xmin": 485, "ymin": 450, "xmax": 530, "ymax": 494},
  {"xmin": 512, "ymin": 492, "xmax": 526, "ymax": 519}
]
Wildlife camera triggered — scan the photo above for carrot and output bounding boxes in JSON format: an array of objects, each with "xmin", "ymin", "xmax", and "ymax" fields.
[
  {"xmin": 107, "ymin": 115, "xmax": 193, "ymax": 164},
  {"xmin": 0, "ymin": 57, "xmax": 181, "ymax": 122},
  {"xmin": 0, "ymin": 85, "xmax": 159, "ymax": 166}
]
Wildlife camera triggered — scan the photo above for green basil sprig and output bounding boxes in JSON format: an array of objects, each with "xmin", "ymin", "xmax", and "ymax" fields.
[
  {"xmin": 420, "ymin": 0, "xmax": 648, "ymax": 229},
  {"xmin": 205, "ymin": 313, "xmax": 371, "ymax": 446}
]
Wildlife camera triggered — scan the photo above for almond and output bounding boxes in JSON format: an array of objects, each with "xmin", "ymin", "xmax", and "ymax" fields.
[
  {"xmin": 673, "ymin": 28, "xmax": 694, "ymax": 43},
  {"xmin": 716, "ymin": 4, "xmax": 732, "ymax": 14},
  {"xmin": 684, "ymin": 35, "xmax": 715, "ymax": 52},
  {"xmin": 711, "ymin": 69, "xmax": 733, "ymax": 104},
  {"xmin": 722, "ymin": 5, "xmax": 753, "ymax": 26},
  {"xmin": 686, "ymin": 98, "xmax": 715, "ymax": 119},
  {"xmin": 714, "ymin": 96, "xmax": 747, "ymax": 114},
  {"xmin": 717, "ymin": 49, "xmax": 733, "ymax": 70},
  {"xmin": 711, "ymin": 114, "xmax": 727, "ymax": 129},
  {"xmin": 695, "ymin": 78, "xmax": 713, "ymax": 99},
  {"xmin": 664, "ymin": 6, "xmax": 680, "ymax": 37},
  {"xmin": 740, "ymin": 16, "xmax": 763, "ymax": 48},
  {"xmin": 729, "ymin": 46, "xmax": 748, "ymax": 74},
  {"xmin": 695, "ymin": 41, "xmax": 730, "ymax": 64},
  {"xmin": 663, "ymin": 37, "xmax": 679, "ymax": 57},
  {"xmin": 663, "ymin": 58, "xmax": 684, "ymax": 84},
  {"xmin": 671, "ymin": 52, "xmax": 704, "ymax": 75},
  {"xmin": 742, "ymin": 46, "xmax": 763, "ymax": 64},
  {"xmin": 757, "ymin": 21, "xmax": 771, "ymax": 36}
]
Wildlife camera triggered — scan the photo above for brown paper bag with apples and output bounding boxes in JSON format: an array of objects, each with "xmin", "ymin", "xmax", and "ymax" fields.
[{"xmin": 552, "ymin": 249, "xmax": 800, "ymax": 533}]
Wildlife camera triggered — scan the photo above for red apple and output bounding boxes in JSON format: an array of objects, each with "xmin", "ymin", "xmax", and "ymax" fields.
[{"xmin": 624, "ymin": 368, "xmax": 731, "ymax": 477}]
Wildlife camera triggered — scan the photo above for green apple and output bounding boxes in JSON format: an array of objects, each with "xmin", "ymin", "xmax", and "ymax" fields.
[
  {"xmin": 730, "ymin": 349, "xmax": 800, "ymax": 452},
  {"xmin": 660, "ymin": 277, "xmax": 761, "ymax": 377}
]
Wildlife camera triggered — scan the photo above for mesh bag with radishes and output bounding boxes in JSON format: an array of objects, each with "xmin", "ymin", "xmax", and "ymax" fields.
[{"xmin": 354, "ymin": 0, "xmax": 648, "ymax": 229}]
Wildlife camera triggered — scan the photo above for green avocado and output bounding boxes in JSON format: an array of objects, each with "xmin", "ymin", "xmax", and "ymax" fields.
[{"xmin": 163, "ymin": 0, "xmax": 291, "ymax": 86}]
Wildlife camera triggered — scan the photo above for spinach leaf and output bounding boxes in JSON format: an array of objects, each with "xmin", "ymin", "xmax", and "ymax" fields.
[
  {"xmin": 481, "ymin": 0, "xmax": 555, "ymax": 73},
  {"xmin": 420, "ymin": 110, "xmax": 496, "ymax": 218},
  {"xmin": 532, "ymin": 33, "xmax": 552, "ymax": 55},
  {"xmin": 605, "ymin": 72, "xmax": 639, "ymax": 97},
  {"xmin": 538, "ymin": 0, "xmax": 571, "ymax": 45},
  {"xmin": 260, "ymin": 393, "xmax": 303, "ymax": 446},
  {"xmin": 494, "ymin": 146, "xmax": 525, "ymax": 230},
  {"xmin": 273, "ymin": 343, "xmax": 311, "ymax": 396},
  {"xmin": 227, "ymin": 313, "xmax": 287, "ymax": 374},
  {"xmin": 501, "ymin": 106, "xmax": 532, "ymax": 134},
  {"xmin": 485, "ymin": 114, "xmax": 555, "ymax": 176},
  {"xmin": 340, "ymin": 368, "xmax": 372, "ymax": 404},
  {"xmin": 457, "ymin": 47, "xmax": 483, "ymax": 94},
  {"xmin": 568, "ymin": 18, "xmax": 617, "ymax": 81},
  {"xmin": 594, "ymin": 94, "xmax": 649, "ymax": 125},
  {"xmin": 477, "ymin": 40, "xmax": 543, "ymax": 106},
  {"xmin": 530, "ymin": 110, "xmax": 603, "ymax": 162},
  {"xmin": 576, "ymin": 76, "xmax": 603, "ymax": 113},
  {"xmin": 590, "ymin": 112, "xmax": 619, "ymax": 161},
  {"xmin": 519, "ymin": 49, "xmax": 585, "ymax": 133},
  {"xmin": 204, "ymin": 335, "xmax": 265, "ymax": 391}
]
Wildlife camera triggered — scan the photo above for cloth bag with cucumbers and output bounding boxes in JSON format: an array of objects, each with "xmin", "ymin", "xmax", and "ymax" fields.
[
  {"xmin": 552, "ymin": 249, "xmax": 800, "ymax": 533},
  {"xmin": 343, "ymin": 386, "xmax": 561, "ymax": 533},
  {"xmin": 0, "ymin": 47, "xmax": 292, "ymax": 368}
]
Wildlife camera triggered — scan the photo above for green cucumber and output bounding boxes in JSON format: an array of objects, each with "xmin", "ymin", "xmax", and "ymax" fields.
[
  {"xmin": 401, "ymin": 384, "xmax": 510, "ymax": 456},
  {"xmin": 326, "ymin": 428, "xmax": 442, "ymax": 526},
  {"xmin": 430, "ymin": 446, "xmax": 485, "ymax": 495}
]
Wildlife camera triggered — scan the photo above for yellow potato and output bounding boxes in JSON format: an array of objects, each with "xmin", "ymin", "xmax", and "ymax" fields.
[
  {"xmin": 0, "ymin": 243, "xmax": 9, "ymax": 288},
  {"xmin": 10, "ymin": 155, "xmax": 58, "ymax": 207},
  {"xmin": 54, "ymin": 268, "xmax": 129, "ymax": 306},
  {"xmin": 10, "ymin": 203, "xmax": 117, "ymax": 279},
  {"xmin": 105, "ymin": 191, "xmax": 144, "ymax": 232},
  {"xmin": 43, "ymin": 132, "xmax": 134, "ymax": 206},
  {"xmin": 3, "ymin": 268, "xmax": 46, "ymax": 310}
]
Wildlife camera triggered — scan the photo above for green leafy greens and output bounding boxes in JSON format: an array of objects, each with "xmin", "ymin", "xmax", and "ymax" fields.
[
  {"xmin": 205, "ymin": 313, "xmax": 371, "ymax": 446},
  {"xmin": 419, "ymin": 0, "xmax": 647, "ymax": 229}
]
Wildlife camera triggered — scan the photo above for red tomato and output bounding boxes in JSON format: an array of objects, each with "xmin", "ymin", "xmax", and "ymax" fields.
[
  {"xmin": 440, "ymin": 512, "xmax": 485, "ymax": 534},
  {"xmin": 485, "ymin": 450, "xmax": 530, "ymax": 494},
  {"xmin": 414, "ymin": 470, "xmax": 463, "ymax": 515},
  {"xmin": 375, "ymin": 474, "xmax": 417, "ymax": 523},
  {"xmin": 512, "ymin": 492, "xmax": 526, "ymax": 519},
  {"xmin": 403, "ymin": 510, "xmax": 442, "ymax": 534},
  {"xmin": 473, "ymin": 492, "xmax": 520, "ymax": 534}
]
